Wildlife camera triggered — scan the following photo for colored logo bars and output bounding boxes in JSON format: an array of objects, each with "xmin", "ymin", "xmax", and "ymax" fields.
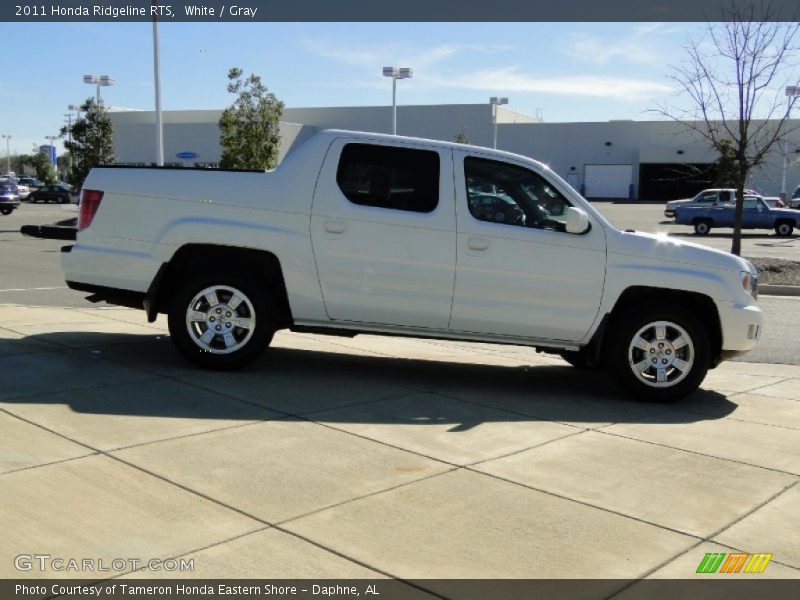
[{"xmin": 696, "ymin": 552, "xmax": 773, "ymax": 574}]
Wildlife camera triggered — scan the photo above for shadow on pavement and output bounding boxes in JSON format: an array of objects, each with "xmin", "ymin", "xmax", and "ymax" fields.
[{"xmin": 1, "ymin": 331, "xmax": 736, "ymax": 426}]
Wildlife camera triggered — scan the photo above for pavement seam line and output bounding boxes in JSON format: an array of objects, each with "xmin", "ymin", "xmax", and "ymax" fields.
[
  {"xmin": 0, "ymin": 449, "xmax": 100, "ymax": 477},
  {"xmin": 100, "ymin": 452, "xmax": 451, "ymax": 590},
  {"xmin": 595, "ymin": 427, "xmax": 800, "ymax": 477},
  {"xmin": 607, "ymin": 479, "xmax": 800, "ymax": 596},
  {"xmin": 674, "ymin": 406, "xmax": 800, "ymax": 431},
  {"xmin": 727, "ymin": 375, "xmax": 798, "ymax": 397},
  {"xmin": 461, "ymin": 465, "xmax": 705, "ymax": 542}
]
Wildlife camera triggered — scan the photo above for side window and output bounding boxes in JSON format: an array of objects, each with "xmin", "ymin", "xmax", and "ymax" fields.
[
  {"xmin": 336, "ymin": 143, "xmax": 439, "ymax": 213},
  {"xmin": 718, "ymin": 191, "xmax": 731, "ymax": 203},
  {"xmin": 464, "ymin": 156, "xmax": 572, "ymax": 232},
  {"xmin": 743, "ymin": 198, "xmax": 758, "ymax": 210}
]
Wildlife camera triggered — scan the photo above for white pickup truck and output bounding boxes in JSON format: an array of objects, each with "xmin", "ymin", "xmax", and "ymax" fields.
[{"xmin": 61, "ymin": 130, "xmax": 762, "ymax": 401}]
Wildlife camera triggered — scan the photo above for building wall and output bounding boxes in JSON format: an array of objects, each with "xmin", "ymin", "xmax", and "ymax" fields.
[{"xmin": 108, "ymin": 106, "xmax": 800, "ymax": 199}]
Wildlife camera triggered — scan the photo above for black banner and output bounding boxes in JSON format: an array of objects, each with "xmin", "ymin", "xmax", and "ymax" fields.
[
  {"xmin": 3, "ymin": 0, "xmax": 800, "ymax": 22},
  {"xmin": 3, "ymin": 579, "xmax": 800, "ymax": 600}
]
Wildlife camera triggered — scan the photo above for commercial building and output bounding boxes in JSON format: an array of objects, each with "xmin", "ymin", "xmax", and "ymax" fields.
[{"xmin": 109, "ymin": 104, "xmax": 800, "ymax": 200}]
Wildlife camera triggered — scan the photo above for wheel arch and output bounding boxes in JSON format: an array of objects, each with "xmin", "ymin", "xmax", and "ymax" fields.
[
  {"xmin": 147, "ymin": 244, "xmax": 293, "ymax": 329},
  {"xmin": 589, "ymin": 286, "xmax": 723, "ymax": 367}
]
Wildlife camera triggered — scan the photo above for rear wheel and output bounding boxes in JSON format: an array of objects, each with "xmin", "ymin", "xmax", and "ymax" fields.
[
  {"xmin": 693, "ymin": 219, "xmax": 711, "ymax": 235},
  {"xmin": 605, "ymin": 304, "xmax": 710, "ymax": 402},
  {"xmin": 168, "ymin": 273, "xmax": 275, "ymax": 370},
  {"xmin": 775, "ymin": 221, "xmax": 794, "ymax": 237}
]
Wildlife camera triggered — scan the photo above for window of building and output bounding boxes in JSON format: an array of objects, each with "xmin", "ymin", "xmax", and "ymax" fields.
[
  {"xmin": 336, "ymin": 143, "xmax": 439, "ymax": 213},
  {"xmin": 464, "ymin": 157, "xmax": 572, "ymax": 231}
]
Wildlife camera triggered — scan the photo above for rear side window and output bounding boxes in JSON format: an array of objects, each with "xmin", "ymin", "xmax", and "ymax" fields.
[{"xmin": 336, "ymin": 143, "xmax": 439, "ymax": 213}]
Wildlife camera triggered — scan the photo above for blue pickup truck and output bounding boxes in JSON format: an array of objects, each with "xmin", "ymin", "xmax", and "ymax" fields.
[{"xmin": 675, "ymin": 196, "xmax": 800, "ymax": 236}]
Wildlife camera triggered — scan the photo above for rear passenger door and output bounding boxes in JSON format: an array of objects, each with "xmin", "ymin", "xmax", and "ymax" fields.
[{"xmin": 310, "ymin": 139, "xmax": 457, "ymax": 329}]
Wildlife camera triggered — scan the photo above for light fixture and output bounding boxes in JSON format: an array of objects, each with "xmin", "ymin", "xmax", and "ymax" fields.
[{"xmin": 382, "ymin": 66, "xmax": 413, "ymax": 135}]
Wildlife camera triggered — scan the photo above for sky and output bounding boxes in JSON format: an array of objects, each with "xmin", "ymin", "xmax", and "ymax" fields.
[{"xmin": 0, "ymin": 21, "xmax": 717, "ymax": 156}]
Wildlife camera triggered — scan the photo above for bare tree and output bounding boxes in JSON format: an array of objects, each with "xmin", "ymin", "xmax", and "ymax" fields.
[{"xmin": 655, "ymin": 1, "xmax": 799, "ymax": 255}]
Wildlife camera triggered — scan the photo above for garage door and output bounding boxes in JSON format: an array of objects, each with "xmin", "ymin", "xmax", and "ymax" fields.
[{"xmin": 584, "ymin": 164, "xmax": 633, "ymax": 199}]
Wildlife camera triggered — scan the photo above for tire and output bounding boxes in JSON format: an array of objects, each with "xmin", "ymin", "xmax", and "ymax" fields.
[
  {"xmin": 605, "ymin": 303, "xmax": 710, "ymax": 402},
  {"xmin": 693, "ymin": 219, "xmax": 711, "ymax": 235},
  {"xmin": 168, "ymin": 273, "xmax": 275, "ymax": 370},
  {"xmin": 0, "ymin": 208, "xmax": 12, "ymax": 216},
  {"xmin": 559, "ymin": 349, "xmax": 594, "ymax": 369},
  {"xmin": 775, "ymin": 221, "xmax": 794, "ymax": 237}
]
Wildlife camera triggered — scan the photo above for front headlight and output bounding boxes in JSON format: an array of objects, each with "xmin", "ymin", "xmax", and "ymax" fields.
[{"xmin": 740, "ymin": 270, "xmax": 758, "ymax": 300}]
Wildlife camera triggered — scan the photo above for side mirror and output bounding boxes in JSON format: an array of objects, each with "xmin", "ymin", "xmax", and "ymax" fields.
[{"xmin": 565, "ymin": 206, "xmax": 591, "ymax": 234}]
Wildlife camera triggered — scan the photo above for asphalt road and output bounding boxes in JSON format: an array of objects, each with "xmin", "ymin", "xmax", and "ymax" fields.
[{"xmin": 1, "ymin": 202, "xmax": 798, "ymax": 364}]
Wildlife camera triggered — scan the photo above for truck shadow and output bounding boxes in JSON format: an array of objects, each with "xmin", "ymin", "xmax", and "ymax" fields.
[{"xmin": 1, "ymin": 331, "xmax": 736, "ymax": 428}]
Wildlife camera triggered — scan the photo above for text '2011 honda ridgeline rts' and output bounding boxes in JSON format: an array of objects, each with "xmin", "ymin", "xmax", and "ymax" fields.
[{"xmin": 62, "ymin": 131, "xmax": 762, "ymax": 401}]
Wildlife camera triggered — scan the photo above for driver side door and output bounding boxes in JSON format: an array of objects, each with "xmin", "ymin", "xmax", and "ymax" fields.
[{"xmin": 449, "ymin": 151, "xmax": 607, "ymax": 343}]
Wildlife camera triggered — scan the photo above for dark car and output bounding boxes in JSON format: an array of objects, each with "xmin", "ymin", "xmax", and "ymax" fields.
[
  {"xmin": 27, "ymin": 185, "xmax": 72, "ymax": 204},
  {"xmin": 0, "ymin": 180, "xmax": 20, "ymax": 215}
]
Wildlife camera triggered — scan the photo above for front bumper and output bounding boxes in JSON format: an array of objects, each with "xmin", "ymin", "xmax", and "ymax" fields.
[
  {"xmin": 717, "ymin": 301, "xmax": 763, "ymax": 354},
  {"xmin": 0, "ymin": 198, "xmax": 20, "ymax": 209},
  {"xmin": 664, "ymin": 209, "xmax": 675, "ymax": 218}
]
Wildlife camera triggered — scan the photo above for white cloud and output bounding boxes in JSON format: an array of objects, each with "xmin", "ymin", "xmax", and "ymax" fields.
[
  {"xmin": 299, "ymin": 39, "xmax": 512, "ymax": 71},
  {"xmin": 565, "ymin": 24, "xmax": 671, "ymax": 65},
  {"xmin": 433, "ymin": 68, "xmax": 672, "ymax": 101}
]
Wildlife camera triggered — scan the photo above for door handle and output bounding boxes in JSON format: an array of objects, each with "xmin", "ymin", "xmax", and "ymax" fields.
[
  {"xmin": 467, "ymin": 236, "xmax": 490, "ymax": 251},
  {"xmin": 325, "ymin": 220, "xmax": 347, "ymax": 234}
]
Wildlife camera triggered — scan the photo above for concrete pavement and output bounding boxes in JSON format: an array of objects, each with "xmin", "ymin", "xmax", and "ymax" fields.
[{"xmin": 1, "ymin": 304, "xmax": 798, "ymax": 584}]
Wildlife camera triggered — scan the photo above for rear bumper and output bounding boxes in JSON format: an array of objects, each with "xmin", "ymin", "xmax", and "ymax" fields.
[{"xmin": 717, "ymin": 301, "xmax": 763, "ymax": 354}]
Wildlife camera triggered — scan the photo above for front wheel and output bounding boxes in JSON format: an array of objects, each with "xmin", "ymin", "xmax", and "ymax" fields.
[
  {"xmin": 693, "ymin": 219, "xmax": 711, "ymax": 235},
  {"xmin": 168, "ymin": 274, "xmax": 275, "ymax": 370},
  {"xmin": 775, "ymin": 221, "xmax": 794, "ymax": 237},
  {"xmin": 605, "ymin": 304, "xmax": 710, "ymax": 402},
  {"xmin": 0, "ymin": 208, "xmax": 12, "ymax": 216}
]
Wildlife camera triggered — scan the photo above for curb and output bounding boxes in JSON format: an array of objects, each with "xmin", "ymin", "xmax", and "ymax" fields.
[{"xmin": 760, "ymin": 284, "xmax": 800, "ymax": 297}]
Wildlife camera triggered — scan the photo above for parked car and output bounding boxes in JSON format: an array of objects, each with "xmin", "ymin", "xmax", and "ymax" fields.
[
  {"xmin": 0, "ymin": 180, "xmax": 20, "ymax": 215},
  {"xmin": 27, "ymin": 184, "xmax": 72, "ymax": 204},
  {"xmin": 664, "ymin": 188, "xmax": 779, "ymax": 218},
  {"xmin": 16, "ymin": 183, "xmax": 31, "ymax": 200},
  {"xmin": 18, "ymin": 176, "xmax": 44, "ymax": 188},
  {"xmin": 675, "ymin": 196, "xmax": 800, "ymax": 236},
  {"xmin": 468, "ymin": 193, "xmax": 527, "ymax": 225},
  {"xmin": 789, "ymin": 185, "xmax": 800, "ymax": 209},
  {"xmin": 51, "ymin": 130, "xmax": 762, "ymax": 402}
]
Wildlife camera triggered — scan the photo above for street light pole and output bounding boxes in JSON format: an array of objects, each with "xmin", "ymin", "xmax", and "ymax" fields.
[
  {"xmin": 1, "ymin": 135, "xmax": 10, "ymax": 174},
  {"xmin": 382, "ymin": 67, "xmax": 413, "ymax": 135},
  {"xmin": 63, "ymin": 113, "xmax": 73, "ymax": 174},
  {"xmin": 83, "ymin": 75, "xmax": 114, "ymax": 107},
  {"xmin": 152, "ymin": 15, "xmax": 164, "ymax": 166},
  {"xmin": 490, "ymin": 97, "xmax": 509, "ymax": 149},
  {"xmin": 781, "ymin": 86, "xmax": 799, "ymax": 201}
]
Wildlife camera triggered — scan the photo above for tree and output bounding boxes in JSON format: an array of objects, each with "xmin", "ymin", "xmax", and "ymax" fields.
[
  {"xmin": 218, "ymin": 68, "xmax": 284, "ymax": 170},
  {"xmin": 714, "ymin": 139, "xmax": 740, "ymax": 188},
  {"xmin": 61, "ymin": 98, "xmax": 115, "ymax": 190},
  {"xmin": 30, "ymin": 151, "xmax": 56, "ymax": 184},
  {"xmin": 655, "ymin": 1, "xmax": 800, "ymax": 255},
  {"xmin": 454, "ymin": 128, "xmax": 470, "ymax": 144}
]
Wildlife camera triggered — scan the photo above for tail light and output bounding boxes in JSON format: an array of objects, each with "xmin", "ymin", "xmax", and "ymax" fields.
[{"xmin": 78, "ymin": 189, "xmax": 104, "ymax": 231}]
